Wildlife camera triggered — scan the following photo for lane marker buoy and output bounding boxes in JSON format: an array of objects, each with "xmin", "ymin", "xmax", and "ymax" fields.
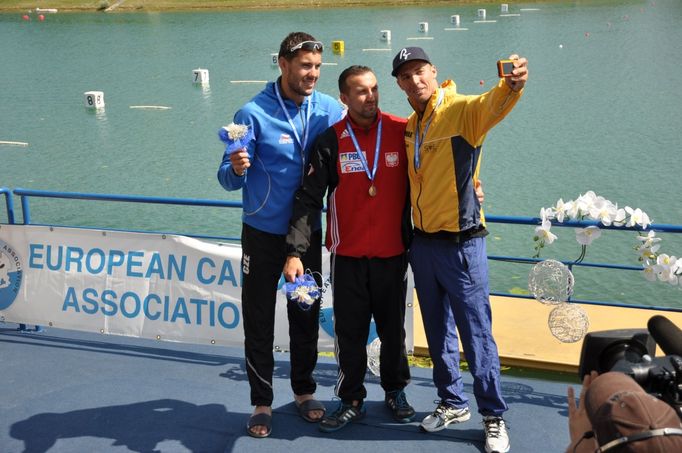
[
  {"xmin": 0, "ymin": 141, "xmax": 29, "ymax": 147},
  {"xmin": 129, "ymin": 105, "xmax": 172, "ymax": 110}
]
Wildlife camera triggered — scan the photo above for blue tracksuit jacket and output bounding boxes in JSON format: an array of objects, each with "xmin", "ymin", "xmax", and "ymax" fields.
[{"xmin": 217, "ymin": 79, "xmax": 344, "ymax": 235}]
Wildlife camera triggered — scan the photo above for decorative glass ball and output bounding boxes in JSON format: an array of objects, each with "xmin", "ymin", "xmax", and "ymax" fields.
[
  {"xmin": 548, "ymin": 303, "xmax": 590, "ymax": 343},
  {"xmin": 528, "ymin": 259, "xmax": 575, "ymax": 305},
  {"xmin": 366, "ymin": 337, "xmax": 381, "ymax": 376}
]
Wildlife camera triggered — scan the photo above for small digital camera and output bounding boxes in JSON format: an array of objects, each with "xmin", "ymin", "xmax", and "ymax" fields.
[{"xmin": 497, "ymin": 59, "xmax": 515, "ymax": 78}]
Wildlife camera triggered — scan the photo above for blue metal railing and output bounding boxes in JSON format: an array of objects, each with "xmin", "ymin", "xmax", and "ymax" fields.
[
  {"xmin": 12, "ymin": 187, "xmax": 243, "ymax": 242},
  {"xmin": 486, "ymin": 219, "xmax": 682, "ymax": 312},
  {"xmin": 0, "ymin": 187, "xmax": 15, "ymax": 224},
  {"xmin": 2, "ymin": 187, "xmax": 681, "ymax": 313}
]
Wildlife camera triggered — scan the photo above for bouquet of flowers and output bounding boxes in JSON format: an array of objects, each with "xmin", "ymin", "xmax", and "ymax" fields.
[
  {"xmin": 218, "ymin": 122, "xmax": 253, "ymax": 153},
  {"xmin": 284, "ymin": 274, "xmax": 320, "ymax": 311}
]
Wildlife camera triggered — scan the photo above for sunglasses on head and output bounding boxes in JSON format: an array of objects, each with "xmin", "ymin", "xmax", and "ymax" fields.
[{"xmin": 289, "ymin": 40, "xmax": 324, "ymax": 54}]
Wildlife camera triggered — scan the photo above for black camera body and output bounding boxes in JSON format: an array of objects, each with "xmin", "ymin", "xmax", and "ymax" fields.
[{"xmin": 578, "ymin": 328, "xmax": 682, "ymax": 416}]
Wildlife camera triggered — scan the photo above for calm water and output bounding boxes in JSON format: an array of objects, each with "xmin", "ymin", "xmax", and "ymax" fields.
[{"xmin": 1, "ymin": 0, "xmax": 681, "ymax": 306}]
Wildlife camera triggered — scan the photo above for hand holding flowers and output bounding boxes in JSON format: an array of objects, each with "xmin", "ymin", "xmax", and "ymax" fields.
[{"xmin": 219, "ymin": 123, "xmax": 254, "ymax": 176}]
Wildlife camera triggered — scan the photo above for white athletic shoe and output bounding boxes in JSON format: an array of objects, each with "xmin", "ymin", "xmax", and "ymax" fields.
[
  {"xmin": 483, "ymin": 416, "xmax": 510, "ymax": 453},
  {"xmin": 419, "ymin": 401, "xmax": 471, "ymax": 432}
]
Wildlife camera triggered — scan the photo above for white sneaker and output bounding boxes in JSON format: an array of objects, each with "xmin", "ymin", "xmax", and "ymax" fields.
[
  {"xmin": 483, "ymin": 416, "xmax": 510, "ymax": 453},
  {"xmin": 419, "ymin": 401, "xmax": 471, "ymax": 432}
]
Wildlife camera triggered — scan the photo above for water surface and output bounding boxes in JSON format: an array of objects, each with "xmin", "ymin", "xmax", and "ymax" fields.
[{"xmin": 1, "ymin": 0, "xmax": 681, "ymax": 306}]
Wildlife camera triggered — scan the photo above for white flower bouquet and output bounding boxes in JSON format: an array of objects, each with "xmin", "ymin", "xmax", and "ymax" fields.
[
  {"xmin": 284, "ymin": 274, "xmax": 320, "ymax": 311},
  {"xmin": 218, "ymin": 122, "xmax": 253, "ymax": 153}
]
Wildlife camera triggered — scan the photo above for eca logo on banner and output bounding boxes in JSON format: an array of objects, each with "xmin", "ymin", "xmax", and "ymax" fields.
[{"xmin": 0, "ymin": 240, "xmax": 23, "ymax": 310}]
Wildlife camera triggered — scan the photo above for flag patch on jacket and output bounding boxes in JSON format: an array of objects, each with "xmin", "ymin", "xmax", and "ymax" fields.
[
  {"xmin": 278, "ymin": 133, "xmax": 294, "ymax": 144},
  {"xmin": 385, "ymin": 152, "xmax": 399, "ymax": 167}
]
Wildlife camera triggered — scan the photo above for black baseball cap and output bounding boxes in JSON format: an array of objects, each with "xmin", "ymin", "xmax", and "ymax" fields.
[{"xmin": 392, "ymin": 47, "xmax": 432, "ymax": 77}]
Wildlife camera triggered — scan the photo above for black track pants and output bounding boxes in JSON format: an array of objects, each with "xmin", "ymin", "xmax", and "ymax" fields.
[
  {"xmin": 331, "ymin": 253, "xmax": 411, "ymax": 402},
  {"xmin": 241, "ymin": 223, "xmax": 322, "ymax": 406}
]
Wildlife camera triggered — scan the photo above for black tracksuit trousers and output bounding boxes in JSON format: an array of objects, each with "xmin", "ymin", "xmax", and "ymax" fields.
[
  {"xmin": 331, "ymin": 253, "xmax": 411, "ymax": 403},
  {"xmin": 241, "ymin": 223, "xmax": 322, "ymax": 407}
]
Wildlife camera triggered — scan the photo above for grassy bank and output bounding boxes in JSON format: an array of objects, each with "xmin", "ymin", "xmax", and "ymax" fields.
[{"xmin": 1, "ymin": 0, "xmax": 536, "ymax": 13}]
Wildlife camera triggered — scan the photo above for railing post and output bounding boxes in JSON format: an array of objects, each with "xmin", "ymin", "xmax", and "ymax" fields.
[
  {"xmin": 20, "ymin": 195, "xmax": 31, "ymax": 225},
  {"xmin": 566, "ymin": 263, "xmax": 575, "ymax": 302},
  {"xmin": 1, "ymin": 188, "xmax": 15, "ymax": 224}
]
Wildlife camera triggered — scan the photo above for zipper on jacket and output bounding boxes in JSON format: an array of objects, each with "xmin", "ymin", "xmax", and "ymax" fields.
[{"xmin": 415, "ymin": 179, "xmax": 424, "ymax": 231}]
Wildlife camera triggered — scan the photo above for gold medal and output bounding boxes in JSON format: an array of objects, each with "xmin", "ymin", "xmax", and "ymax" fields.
[{"xmin": 368, "ymin": 185, "xmax": 377, "ymax": 197}]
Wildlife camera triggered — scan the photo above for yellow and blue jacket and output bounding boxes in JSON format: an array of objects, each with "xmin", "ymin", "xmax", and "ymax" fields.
[{"xmin": 404, "ymin": 79, "xmax": 522, "ymax": 234}]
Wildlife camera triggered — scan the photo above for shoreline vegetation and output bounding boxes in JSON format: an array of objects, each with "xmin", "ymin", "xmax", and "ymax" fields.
[{"xmin": 2, "ymin": 0, "xmax": 551, "ymax": 13}]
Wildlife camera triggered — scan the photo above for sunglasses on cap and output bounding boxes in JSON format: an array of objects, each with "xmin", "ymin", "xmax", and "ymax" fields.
[{"xmin": 289, "ymin": 40, "xmax": 324, "ymax": 53}]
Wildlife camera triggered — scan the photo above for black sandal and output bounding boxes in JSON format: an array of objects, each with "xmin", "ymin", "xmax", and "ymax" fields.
[
  {"xmin": 246, "ymin": 412, "xmax": 272, "ymax": 438},
  {"xmin": 296, "ymin": 398, "xmax": 326, "ymax": 423}
]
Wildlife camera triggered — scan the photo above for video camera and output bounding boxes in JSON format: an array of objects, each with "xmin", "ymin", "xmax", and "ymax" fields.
[{"xmin": 578, "ymin": 315, "xmax": 682, "ymax": 418}]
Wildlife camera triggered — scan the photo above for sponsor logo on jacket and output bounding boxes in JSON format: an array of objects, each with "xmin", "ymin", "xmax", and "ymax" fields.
[
  {"xmin": 339, "ymin": 151, "xmax": 366, "ymax": 174},
  {"xmin": 278, "ymin": 133, "xmax": 294, "ymax": 144}
]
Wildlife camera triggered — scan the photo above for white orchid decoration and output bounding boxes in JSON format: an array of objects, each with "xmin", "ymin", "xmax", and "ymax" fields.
[
  {"xmin": 534, "ymin": 217, "xmax": 557, "ymax": 245},
  {"xmin": 532, "ymin": 191, "xmax": 681, "ymax": 288},
  {"xmin": 575, "ymin": 226, "xmax": 602, "ymax": 245}
]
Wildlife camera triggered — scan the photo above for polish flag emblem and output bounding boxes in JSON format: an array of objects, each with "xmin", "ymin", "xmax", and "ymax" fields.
[{"xmin": 385, "ymin": 152, "xmax": 399, "ymax": 167}]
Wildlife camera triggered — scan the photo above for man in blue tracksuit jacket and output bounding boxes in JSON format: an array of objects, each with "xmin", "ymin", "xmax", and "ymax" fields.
[{"xmin": 217, "ymin": 31, "xmax": 344, "ymax": 438}]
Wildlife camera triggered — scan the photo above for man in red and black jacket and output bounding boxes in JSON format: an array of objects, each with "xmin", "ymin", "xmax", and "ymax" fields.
[{"xmin": 284, "ymin": 65, "xmax": 414, "ymax": 432}]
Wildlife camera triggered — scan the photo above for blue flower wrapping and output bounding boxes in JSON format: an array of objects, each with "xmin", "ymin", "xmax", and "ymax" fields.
[
  {"xmin": 218, "ymin": 126, "xmax": 254, "ymax": 153},
  {"xmin": 284, "ymin": 274, "xmax": 320, "ymax": 311}
]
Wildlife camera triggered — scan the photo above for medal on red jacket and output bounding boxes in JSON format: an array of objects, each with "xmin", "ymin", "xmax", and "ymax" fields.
[{"xmin": 345, "ymin": 118, "xmax": 382, "ymax": 197}]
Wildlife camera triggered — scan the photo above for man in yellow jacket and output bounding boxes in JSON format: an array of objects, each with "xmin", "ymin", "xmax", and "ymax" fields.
[{"xmin": 392, "ymin": 47, "xmax": 528, "ymax": 453}]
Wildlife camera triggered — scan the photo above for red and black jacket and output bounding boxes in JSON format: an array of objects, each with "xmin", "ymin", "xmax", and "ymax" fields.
[{"xmin": 287, "ymin": 111, "xmax": 412, "ymax": 258}]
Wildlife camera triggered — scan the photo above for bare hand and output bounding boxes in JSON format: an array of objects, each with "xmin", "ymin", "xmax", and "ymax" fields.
[
  {"xmin": 567, "ymin": 371, "xmax": 598, "ymax": 445},
  {"xmin": 505, "ymin": 55, "xmax": 528, "ymax": 92},
  {"xmin": 283, "ymin": 256, "xmax": 304, "ymax": 283},
  {"xmin": 229, "ymin": 148, "xmax": 251, "ymax": 176},
  {"xmin": 475, "ymin": 180, "xmax": 484, "ymax": 204}
]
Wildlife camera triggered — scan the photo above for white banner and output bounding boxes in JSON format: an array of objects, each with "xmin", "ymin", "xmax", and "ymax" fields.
[{"xmin": 0, "ymin": 225, "xmax": 413, "ymax": 353}]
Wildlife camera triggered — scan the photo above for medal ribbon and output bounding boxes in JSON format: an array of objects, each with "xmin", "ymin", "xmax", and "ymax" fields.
[
  {"xmin": 274, "ymin": 81, "xmax": 312, "ymax": 181},
  {"xmin": 414, "ymin": 88, "xmax": 444, "ymax": 171},
  {"xmin": 345, "ymin": 118, "xmax": 383, "ymax": 188}
]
